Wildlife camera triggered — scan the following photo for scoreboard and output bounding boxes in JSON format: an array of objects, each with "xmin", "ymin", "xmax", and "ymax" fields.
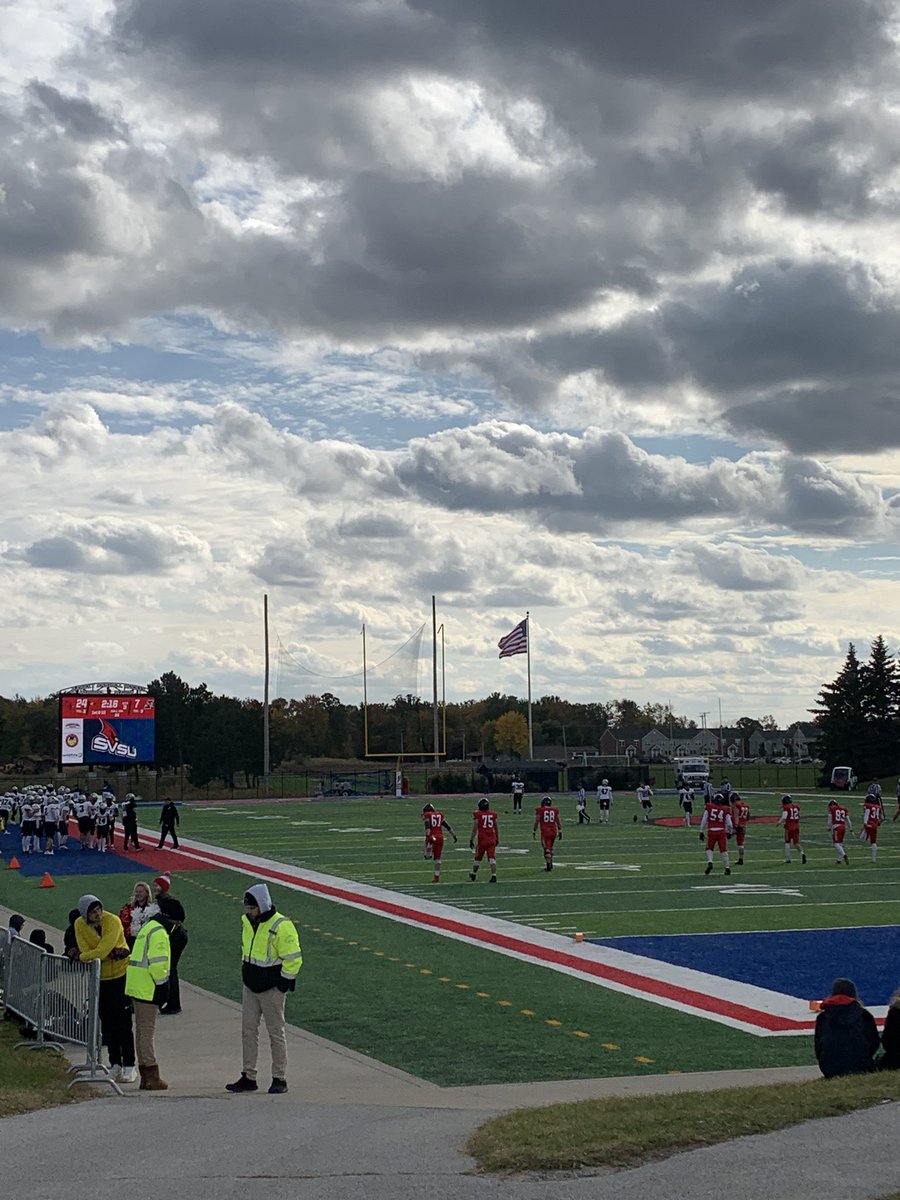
[{"xmin": 59, "ymin": 694, "xmax": 155, "ymax": 766}]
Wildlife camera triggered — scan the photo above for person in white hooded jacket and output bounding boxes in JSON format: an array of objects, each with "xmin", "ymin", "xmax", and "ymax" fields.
[{"xmin": 225, "ymin": 883, "xmax": 302, "ymax": 1095}]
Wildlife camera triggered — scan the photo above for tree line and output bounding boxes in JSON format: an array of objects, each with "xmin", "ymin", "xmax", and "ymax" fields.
[{"xmin": 2, "ymin": 640, "xmax": 897, "ymax": 787}]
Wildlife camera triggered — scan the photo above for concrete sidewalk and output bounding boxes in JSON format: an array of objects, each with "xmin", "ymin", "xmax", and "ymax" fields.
[{"xmin": 4, "ymin": 904, "xmax": 899, "ymax": 1200}]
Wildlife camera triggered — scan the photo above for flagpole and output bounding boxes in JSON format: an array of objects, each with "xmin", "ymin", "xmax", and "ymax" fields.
[
  {"xmin": 362, "ymin": 624, "xmax": 369, "ymax": 757},
  {"xmin": 526, "ymin": 610, "xmax": 533, "ymax": 760},
  {"xmin": 432, "ymin": 595, "xmax": 439, "ymax": 767},
  {"xmin": 263, "ymin": 593, "xmax": 270, "ymax": 781}
]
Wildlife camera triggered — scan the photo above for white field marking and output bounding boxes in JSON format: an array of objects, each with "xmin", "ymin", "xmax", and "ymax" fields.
[
  {"xmin": 572, "ymin": 862, "xmax": 641, "ymax": 871},
  {"xmin": 288, "ymin": 821, "xmax": 332, "ymax": 826},
  {"xmin": 387, "ymin": 836, "xmax": 427, "ymax": 842},
  {"xmin": 690, "ymin": 883, "xmax": 804, "ymax": 897},
  {"xmin": 247, "ymin": 815, "xmax": 288, "ymax": 820},
  {"xmin": 328, "ymin": 827, "xmax": 383, "ymax": 834},
  {"xmin": 511, "ymin": 898, "xmax": 900, "ymax": 921},
  {"xmin": 148, "ymin": 827, "xmax": 830, "ymax": 1037}
]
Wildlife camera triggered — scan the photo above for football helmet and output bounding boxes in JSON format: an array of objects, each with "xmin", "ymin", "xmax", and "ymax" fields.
[{"xmin": 478, "ymin": 797, "xmax": 490, "ymax": 811}]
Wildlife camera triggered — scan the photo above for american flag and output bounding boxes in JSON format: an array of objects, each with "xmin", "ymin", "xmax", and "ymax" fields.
[{"xmin": 498, "ymin": 618, "xmax": 528, "ymax": 659}]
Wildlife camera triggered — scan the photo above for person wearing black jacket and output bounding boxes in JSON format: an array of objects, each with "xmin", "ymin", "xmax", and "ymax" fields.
[
  {"xmin": 157, "ymin": 801, "xmax": 180, "ymax": 850},
  {"xmin": 878, "ymin": 990, "xmax": 900, "ymax": 1070},
  {"xmin": 121, "ymin": 794, "xmax": 141, "ymax": 850},
  {"xmin": 814, "ymin": 978, "xmax": 879, "ymax": 1078},
  {"xmin": 153, "ymin": 874, "xmax": 188, "ymax": 1016}
]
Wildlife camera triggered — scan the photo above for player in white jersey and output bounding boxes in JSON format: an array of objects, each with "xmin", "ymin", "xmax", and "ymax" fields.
[
  {"xmin": 94, "ymin": 798, "xmax": 111, "ymax": 853},
  {"xmin": 596, "ymin": 780, "xmax": 613, "ymax": 823},
  {"xmin": 20, "ymin": 796, "xmax": 41, "ymax": 854},
  {"xmin": 635, "ymin": 783, "xmax": 654, "ymax": 823},
  {"xmin": 74, "ymin": 795, "xmax": 94, "ymax": 850},
  {"xmin": 41, "ymin": 797, "xmax": 61, "ymax": 854},
  {"xmin": 678, "ymin": 784, "xmax": 694, "ymax": 828}
]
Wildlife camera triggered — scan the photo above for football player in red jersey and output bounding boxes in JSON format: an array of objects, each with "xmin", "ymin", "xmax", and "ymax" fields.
[
  {"xmin": 730, "ymin": 792, "xmax": 751, "ymax": 866},
  {"xmin": 861, "ymin": 793, "xmax": 885, "ymax": 862},
  {"xmin": 777, "ymin": 795, "xmax": 807, "ymax": 864},
  {"xmin": 699, "ymin": 792, "xmax": 733, "ymax": 876},
  {"xmin": 421, "ymin": 803, "xmax": 457, "ymax": 883},
  {"xmin": 532, "ymin": 796, "xmax": 562, "ymax": 872},
  {"xmin": 469, "ymin": 797, "xmax": 499, "ymax": 883},
  {"xmin": 827, "ymin": 798, "xmax": 851, "ymax": 865}
]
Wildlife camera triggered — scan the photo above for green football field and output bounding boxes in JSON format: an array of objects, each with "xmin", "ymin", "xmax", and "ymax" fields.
[{"xmin": 2, "ymin": 788, "xmax": 897, "ymax": 1086}]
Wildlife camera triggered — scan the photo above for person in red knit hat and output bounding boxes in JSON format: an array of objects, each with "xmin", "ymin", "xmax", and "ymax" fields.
[{"xmin": 152, "ymin": 875, "xmax": 188, "ymax": 1016}]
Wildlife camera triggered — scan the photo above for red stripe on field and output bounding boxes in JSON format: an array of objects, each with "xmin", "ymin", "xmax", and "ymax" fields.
[{"xmin": 180, "ymin": 842, "xmax": 814, "ymax": 1033}]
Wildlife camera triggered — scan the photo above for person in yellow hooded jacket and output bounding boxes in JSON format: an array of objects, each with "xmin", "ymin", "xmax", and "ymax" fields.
[
  {"xmin": 226, "ymin": 883, "xmax": 302, "ymax": 1095},
  {"xmin": 125, "ymin": 915, "xmax": 171, "ymax": 1090},
  {"xmin": 71, "ymin": 894, "xmax": 136, "ymax": 1083}
]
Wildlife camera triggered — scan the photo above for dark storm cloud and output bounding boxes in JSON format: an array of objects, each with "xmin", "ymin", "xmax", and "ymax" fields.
[
  {"xmin": 409, "ymin": 0, "xmax": 894, "ymax": 96},
  {"xmin": 26, "ymin": 82, "xmax": 125, "ymax": 142},
  {"xmin": 725, "ymin": 390, "xmax": 900, "ymax": 454},
  {"xmin": 113, "ymin": 0, "xmax": 444, "ymax": 77}
]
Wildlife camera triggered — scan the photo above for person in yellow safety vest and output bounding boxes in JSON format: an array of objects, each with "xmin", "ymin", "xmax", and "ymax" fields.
[
  {"xmin": 125, "ymin": 916, "xmax": 172, "ymax": 1091},
  {"xmin": 226, "ymin": 883, "xmax": 302, "ymax": 1095}
]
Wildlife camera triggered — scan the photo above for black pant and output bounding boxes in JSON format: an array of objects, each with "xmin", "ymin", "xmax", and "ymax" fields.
[
  {"xmin": 158, "ymin": 823, "xmax": 179, "ymax": 849},
  {"xmin": 98, "ymin": 976, "xmax": 135, "ymax": 1067},
  {"xmin": 123, "ymin": 820, "xmax": 140, "ymax": 849},
  {"xmin": 164, "ymin": 926, "xmax": 188, "ymax": 1012}
]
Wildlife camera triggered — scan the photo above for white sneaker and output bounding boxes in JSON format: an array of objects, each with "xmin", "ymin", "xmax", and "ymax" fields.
[
  {"xmin": 108, "ymin": 1064, "xmax": 122, "ymax": 1080},
  {"xmin": 120, "ymin": 1066, "xmax": 138, "ymax": 1084}
]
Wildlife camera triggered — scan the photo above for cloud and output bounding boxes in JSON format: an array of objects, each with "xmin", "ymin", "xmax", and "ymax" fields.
[
  {"xmin": 7, "ymin": 518, "xmax": 209, "ymax": 575},
  {"xmin": 673, "ymin": 542, "xmax": 805, "ymax": 591}
]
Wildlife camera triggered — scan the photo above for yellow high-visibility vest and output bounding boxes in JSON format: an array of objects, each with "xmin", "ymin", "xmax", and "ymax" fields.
[{"xmin": 125, "ymin": 919, "xmax": 170, "ymax": 1002}]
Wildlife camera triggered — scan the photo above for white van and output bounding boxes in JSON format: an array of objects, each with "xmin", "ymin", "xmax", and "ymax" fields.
[{"xmin": 830, "ymin": 766, "xmax": 858, "ymax": 791}]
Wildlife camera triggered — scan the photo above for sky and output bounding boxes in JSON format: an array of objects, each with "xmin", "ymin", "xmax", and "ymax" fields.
[{"xmin": 2, "ymin": 0, "xmax": 900, "ymax": 727}]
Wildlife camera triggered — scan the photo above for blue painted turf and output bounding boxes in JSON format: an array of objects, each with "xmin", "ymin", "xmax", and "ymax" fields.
[
  {"xmin": 1, "ymin": 825, "xmax": 145, "ymax": 877},
  {"xmin": 591, "ymin": 928, "xmax": 900, "ymax": 1007}
]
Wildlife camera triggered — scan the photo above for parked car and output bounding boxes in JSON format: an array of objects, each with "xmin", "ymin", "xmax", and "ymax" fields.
[{"xmin": 830, "ymin": 766, "xmax": 858, "ymax": 791}]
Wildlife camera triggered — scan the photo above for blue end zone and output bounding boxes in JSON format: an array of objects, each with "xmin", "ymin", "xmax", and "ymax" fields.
[
  {"xmin": 1, "ymin": 825, "xmax": 146, "ymax": 878},
  {"xmin": 590, "ymin": 928, "xmax": 900, "ymax": 1007}
]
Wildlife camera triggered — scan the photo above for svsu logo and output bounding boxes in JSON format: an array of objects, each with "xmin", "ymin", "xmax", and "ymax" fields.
[{"xmin": 91, "ymin": 719, "xmax": 138, "ymax": 760}]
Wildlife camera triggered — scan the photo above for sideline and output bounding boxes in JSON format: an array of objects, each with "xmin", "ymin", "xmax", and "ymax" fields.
[{"xmin": 133, "ymin": 826, "xmax": 818, "ymax": 1035}]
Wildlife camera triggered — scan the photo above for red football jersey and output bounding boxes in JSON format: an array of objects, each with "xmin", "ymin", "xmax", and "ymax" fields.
[
  {"xmin": 423, "ymin": 810, "xmax": 446, "ymax": 833},
  {"xmin": 828, "ymin": 803, "xmax": 849, "ymax": 829},
  {"xmin": 864, "ymin": 801, "xmax": 884, "ymax": 826},
  {"xmin": 704, "ymin": 801, "xmax": 731, "ymax": 832},
  {"xmin": 535, "ymin": 805, "xmax": 560, "ymax": 828},
  {"xmin": 473, "ymin": 809, "xmax": 499, "ymax": 836},
  {"xmin": 782, "ymin": 803, "xmax": 801, "ymax": 824},
  {"xmin": 733, "ymin": 800, "xmax": 751, "ymax": 825}
]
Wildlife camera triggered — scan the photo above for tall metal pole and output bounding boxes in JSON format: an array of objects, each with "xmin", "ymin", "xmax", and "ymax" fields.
[
  {"xmin": 718, "ymin": 696, "xmax": 724, "ymax": 758},
  {"xmin": 362, "ymin": 624, "xmax": 368, "ymax": 756},
  {"xmin": 263, "ymin": 593, "xmax": 270, "ymax": 779},
  {"xmin": 432, "ymin": 595, "xmax": 440, "ymax": 766},
  {"xmin": 526, "ymin": 611, "xmax": 534, "ymax": 760}
]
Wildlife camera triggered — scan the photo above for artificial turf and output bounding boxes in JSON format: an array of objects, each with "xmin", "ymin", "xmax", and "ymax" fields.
[{"xmin": 1, "ymin": 787, "xmax": 896, "ymax": 1086}]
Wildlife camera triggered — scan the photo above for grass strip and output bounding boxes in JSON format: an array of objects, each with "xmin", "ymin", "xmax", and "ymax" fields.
[
  {"xmin": 0, "ymin": 1018, "xmax": 81, "ymax": 1118},
  {"xmin": 466, "ymin": 1073, "xmax": 900, "ymax": 1173}
]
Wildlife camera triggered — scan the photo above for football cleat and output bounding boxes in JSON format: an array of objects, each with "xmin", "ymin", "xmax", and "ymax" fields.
[
  {"xmin": 488, "ymin": 876, "xmax": 497, "ymax": 883},
  {"xmin": 469, "ymin": 872, "xmax": 476, "ymax": 881},
  {"xmin": 801, "ymin": 853, "xmax": 807, "ymax": 864},
  {"xmin": 704, "ymin": 863, "xmax": 713, "ymax": 875},
  {"xmin": 724, "ymin": 868, "xmax": 731, "ymax": 875}
]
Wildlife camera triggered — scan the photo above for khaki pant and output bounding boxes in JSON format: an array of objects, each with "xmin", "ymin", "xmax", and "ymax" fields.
[
  {"xmin": 133, "ymin": 1000, "xmax": 159, "ymax": 1067},
  {"xmin": 241, "ymin": 985, "xmax": 287, "ymax": 1081}
]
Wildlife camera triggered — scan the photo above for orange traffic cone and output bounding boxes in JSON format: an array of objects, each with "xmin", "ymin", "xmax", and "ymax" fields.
[
  {"xmin": 39, "ymin": 873, "xmax": 55, "ymax": 889},
  {"xmin": 8, "ymin": 856, "xmax": 20, "ymax": 870}
]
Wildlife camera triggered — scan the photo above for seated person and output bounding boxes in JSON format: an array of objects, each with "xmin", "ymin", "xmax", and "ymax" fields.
[
  {"xmin": 814, "ymin": 978, "xmax": 879, "ymax": 1078},
  {"xmin": 878, "ymin": 989, "xmax": 900, "ymax": 1070}
]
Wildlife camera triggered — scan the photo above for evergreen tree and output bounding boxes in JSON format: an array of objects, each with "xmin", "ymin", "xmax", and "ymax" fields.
[
  {"xmin": 860, "ymin": 635, "xmax": 900, "ymax": 778},
  {"xmin": 812, "ymin": 643, "xmax": 869, "ymax": 773}
]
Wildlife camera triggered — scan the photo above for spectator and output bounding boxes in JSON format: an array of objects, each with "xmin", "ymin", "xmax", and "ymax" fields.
[
  {"xmin": 153, "ymin": 875, "xmax": 187, "ymax": 1016},
  {"xmin": 158, "ymin": 801, "xmax": 180, "ymax": 850},
  {"xmin": 814, "ymin": 978, "xmax": 879, "ymax": 1078},
  {"xmin": 226, "ymin": 883, "xmax": 302, "ymax": 1095},
  {"xmin": 8, "ymin": 914, "xmax": 25, "ymax": 940},
  {"xmin": 63, "ymin": 909, "xmax": 80, "ymax": 955},
  {"xmin": 72, "ymin": 895, "xmax": 137, "ymax": 1084},
  {"xmin": 29, "ymin": 929, "xmax": 55, "ymax": 955},
  {"xmin": 878, "ymin": 989, "xmax": 900, "ymax": 1071},
  {"xmin": 120, "ymin": 882, "xmax": 159, "ymax": 949},
  {"xmin": 125, "ymin": 911, "xmax": 171, "ymax": 1090}
]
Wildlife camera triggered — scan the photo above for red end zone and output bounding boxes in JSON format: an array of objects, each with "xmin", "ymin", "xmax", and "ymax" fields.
[{"xmin": 117, "ymin": 847, "xmax": 215, "ymax": 873}]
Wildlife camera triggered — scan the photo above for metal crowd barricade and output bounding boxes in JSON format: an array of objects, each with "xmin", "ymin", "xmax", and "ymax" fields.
[
  {"xmin": 4, "ymin": 938, "xmax": 122, "ymax": 1094},
  {"xmin": 0, "ymin": 927, "xmax": 9, "ymax": 1006}
]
